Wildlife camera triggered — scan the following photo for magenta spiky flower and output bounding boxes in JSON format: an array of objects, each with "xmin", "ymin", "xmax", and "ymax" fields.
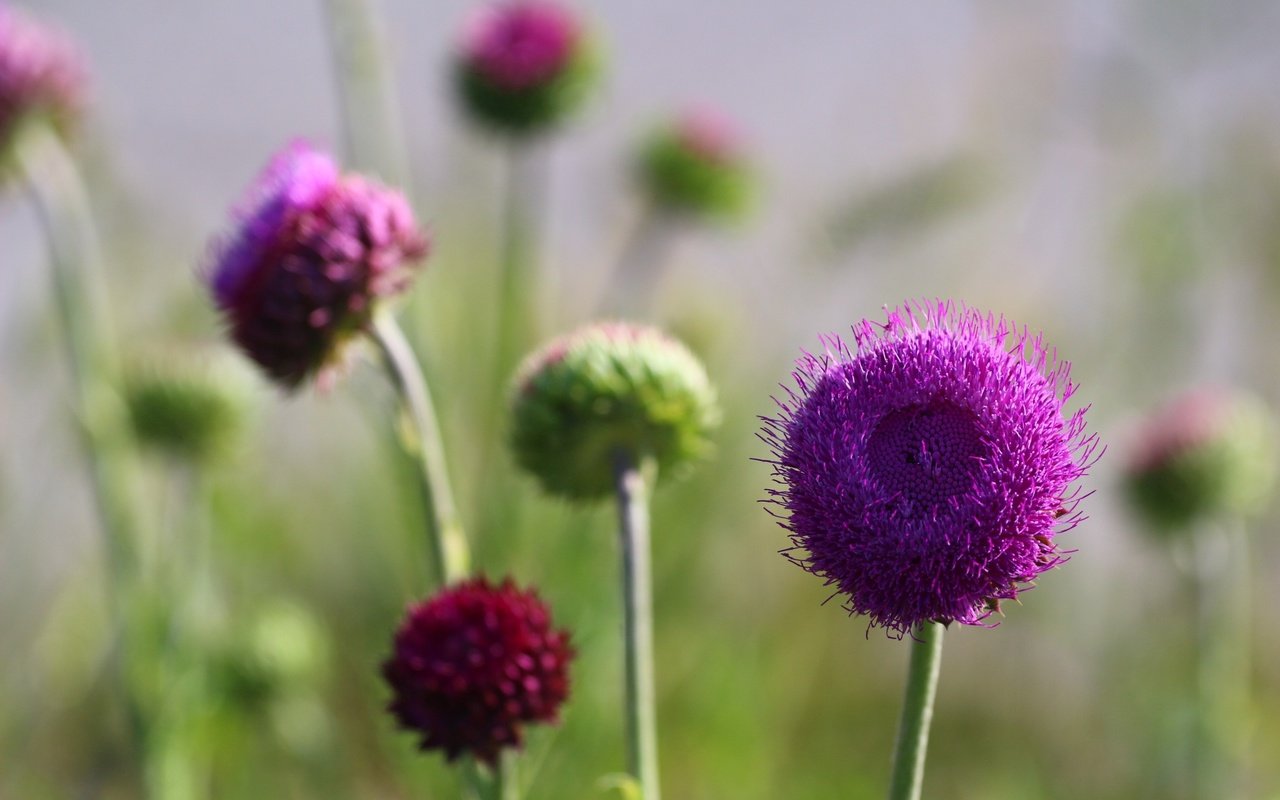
[
  {"xmin": 204, "ymin": 141, "xmax": 428, "ymax": 389},
  {"xmin": 0, "ymin": 4, "xmax": 86, "ymax": 159},
  {"xmin": 455, "ymin": 1, "xmax": 599, "ymax": 134},
  {"xmin": 382, "ymin": 576, "xmax": 574, "ymax": 765},
  {"xmin": 761, "ymin": 301, "xmax": 1099, "ymax": 636}
]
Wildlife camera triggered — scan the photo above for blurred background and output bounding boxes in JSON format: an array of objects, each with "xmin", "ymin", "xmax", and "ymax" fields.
[{"xmin": 4, "ymin": 0, "xmax": 1280, "ymax": 798}]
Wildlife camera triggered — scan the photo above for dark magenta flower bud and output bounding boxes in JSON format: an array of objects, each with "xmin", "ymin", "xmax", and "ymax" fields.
[
  {"xmin": 761, "ymin": 301, "xmax": 1099, "ymax": 636},
  {"xmin": 382, "ymin": 577, "xmax": 574, "ymax": 765},
  {"xmin": 204, "ymin": 141, "xmax": 429, "ymax": 389},
  {"xmin": 455, "ymin": 2, "xmax": 600, "ymax": 136}
]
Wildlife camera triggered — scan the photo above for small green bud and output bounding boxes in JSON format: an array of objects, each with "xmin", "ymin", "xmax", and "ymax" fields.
[
  {"xmin": 510, "ymin": 322, "xmax": 720, "ymax": 501},
  {"xmin": 636, "ymin": 108, "xmax": 755, "ymax": 222},
  {"xmin": 123, "ymin": 347, "xmax": 253, "ymax": 463},
  {"xmin": 1124, "ymin": 389, "xmax": 1278, "ymax": 533}
]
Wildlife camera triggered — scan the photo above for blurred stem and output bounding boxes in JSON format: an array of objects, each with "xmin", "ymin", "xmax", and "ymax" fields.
[
  {"xmin": 495, "ymin": 142, "xmax": 544, "ymax": 373},
  {"xmin": 887, "ymin": 621, "xmax": 945, "ymax": 800},
  {"xmin": 16, "ymin": 123, "xmax": 150, "ymax": 767},
  {"xmin": 613, "ymin": 450, "xmax": 660, "ymax": 800},
  {"xmin": 473, "ymin": 143, "xmax": 545, "ymax": 541},
  {"xmin": 596, "ymin": 203, "xmax": 673, "ymax": 318},
  {"xmin": 319, "ymin": 0, "xmax": 410, "ymax": 186},
  {"xmin": 463, "ymin": 753, "xmax": 519, "ymax": 800},
  {"xmin": 371, "ymin": 312, "xmax": 469, "ymax": 585},
  {"xmin": 1190, "ymin": 521, "xmax": 1251, "ymax": 800}
]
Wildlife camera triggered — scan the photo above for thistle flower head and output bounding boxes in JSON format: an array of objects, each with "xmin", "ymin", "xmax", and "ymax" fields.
[
  {"xmin": 510, "ymin": 322, "xmax": 720, "ymax": 501},
  {"xmin": 637, "ymin": 107, "xmax": 754, "ymax": 222},
  {"xmin": 761, "ymin": 301, "xmax": 1099, "ymax": 636},
  {"xmin": 204, "ymin": 141, "xmax": 428, "ymax": 389},
  {"xmin": 455, "ymin": 1, "xmax": 599, "ymax": 135},
  {"xmin": 1123, "ymin": 388, "xmax": 1278, "ymax": 532},
  {"xmin": 123, "ymin": 346, "xmax": 254, "ymax": 463},
  {"xmin": 382, "ymin": 577, "xmax": 573, "ymax": 765},
  {"xmin": 0, "ymin": 4, "xmax": 86, "ymax": 165}
]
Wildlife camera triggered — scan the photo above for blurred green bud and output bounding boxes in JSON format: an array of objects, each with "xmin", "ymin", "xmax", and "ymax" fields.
[
  {"xmin": 123, "ymin": 347, "xmax": 253, "ymax": 463},
  {"xmin": 636, "ymin": 108, "xmax": 755, "ymax": 223},
  {"xmin": 510, "ymin": 322, "xmax": 720, "ymax": 501},
  {"xmin": 1123, "ymin": 389, "xmax": 1278, "ymax": 533},
  {"xmin": 213, "ymin": 600, "xmax": 329, "ymax": 713}
]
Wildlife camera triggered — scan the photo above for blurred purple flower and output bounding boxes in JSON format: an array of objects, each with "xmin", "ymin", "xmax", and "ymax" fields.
[
  {"xmin": 0, "ymin": 3, "xmax": 86, "ymax": 155},
  {"xmin": 761, "ymin": 301, "xmax": 1099, "ymax": 636},
  {"xmin": 455, "ymin": 2, "xmax": 598, "ymax": 134},
  {"xmin": 460, "ymin": 2, "xmax": 580, "ymax": 91},
  {"xmin": 205, "ymin": 141, "xmax": 428, "ymax": 389},
  {"xmin": 383, "ymin": 576, "xmax": 573, "ymax": 765}
]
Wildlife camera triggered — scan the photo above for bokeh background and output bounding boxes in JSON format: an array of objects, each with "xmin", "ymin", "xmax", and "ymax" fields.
[{"xmin": 4, "ymin": 1, "xmax": 1280, "ymax": 798}]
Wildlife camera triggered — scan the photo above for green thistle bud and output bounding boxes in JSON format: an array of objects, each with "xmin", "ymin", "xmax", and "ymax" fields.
[
  {"xmin": 510, "ymin": 322, "xmax": 720, "ymax": 501},
  {"xmin": 1124, "ymin": 389, "xmax": 1278, "ymax": 533},
  {"xmin": 123, "ymin": 347, "xmax": 253, "ymax": 463},
  {"xmin": 636, "ymin": 108, "xmax": 755, "ymax": 222}
]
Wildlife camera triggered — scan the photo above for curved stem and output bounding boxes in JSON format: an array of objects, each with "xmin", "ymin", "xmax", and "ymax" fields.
[
  {"xmin": 887, "ymin": 621, "xmax": 945, "ymax": 800},
  {"xmin": 16, "ymin": 125, "xmax": 149, "ymax": 760},
  {"xmin": 613, "ymin": 450, "xmax": 660, "ymax": 800},
  {"xmin": 371, "ymin": 313, "xmax": 469, "ymax": 585}
]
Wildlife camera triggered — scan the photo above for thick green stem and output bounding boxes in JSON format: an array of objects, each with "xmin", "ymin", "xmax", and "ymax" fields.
[
  {"xmin": 887, "ymin": 621, "xmax": 945, "ymax": 800},
  {"xmin": 613, "ymin": 450, "xmax": 660, "ymax": 800},
  {"xmin": 319, "ymin": 0, "xmax": 410, "ymax": 186},
  {"xmin": 16, "ymin": 124, "xmax": 150, "ymax": 763},
  {"xmin": 371, "ymin": 313, "xmax": 469, "ymax": 585}
]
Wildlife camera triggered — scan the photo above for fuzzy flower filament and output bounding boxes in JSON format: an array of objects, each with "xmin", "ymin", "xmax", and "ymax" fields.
[{"xmin": 762, "ymin": 301, "xmax": 1098, "ymax": 636}]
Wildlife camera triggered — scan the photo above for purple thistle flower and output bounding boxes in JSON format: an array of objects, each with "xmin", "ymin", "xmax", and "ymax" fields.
[
  {"xmin": 382, "ymin": 576, "xmax": 574, "ymax": 765},
  {"xmin": 0, "ymin": 4, "xmax": 86, "ymax": 157},
  {"xmin": 204, "ymin": 141, "xmax": 429, "ymax": 389},
  {"xmin": 460, "ymin": 2, "xmax": 580, "ymax": 91},
  {"xmin": 761, "ymin": 301, "xmax": 1099, "ymax": 636}
]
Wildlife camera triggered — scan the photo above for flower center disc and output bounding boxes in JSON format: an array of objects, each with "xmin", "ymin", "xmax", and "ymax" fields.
[{"xmin": 866, "ymin": 402, "xmax": 988, "ymax": 507}]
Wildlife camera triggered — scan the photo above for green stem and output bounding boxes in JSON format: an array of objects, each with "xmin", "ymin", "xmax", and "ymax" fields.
[
  {"xmin": 887, "ymin": 621, "xmax": 945, "ymax": 800},
  {"xmin": 1190, "ymin": 521, "xmax": 1251, "ymax": 800},
  {"xmin": 371, "ymin": 313, "xmax": 469, "ymax": 585},
  {"xmin": 16, "ymin": 124, "xmax": 150, "ymax": 766},
  {"xmin": 463, "ymin": 752, "xmax": 519, "ymax": 800},
  {"xmin": 319, "ymin": 0, "xmax": 410, "ymax": 186},
  {"xmin": 613, "ymin": 450, "xmax": 660, "ymax": 800}
]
